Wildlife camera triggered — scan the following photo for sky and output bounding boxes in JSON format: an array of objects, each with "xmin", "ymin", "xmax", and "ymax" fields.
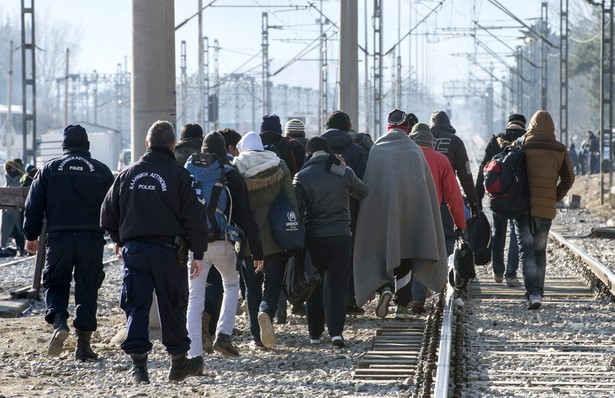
[{"xmin": 0, "ymin": 0, "xmax": 597, "ymax": 117}]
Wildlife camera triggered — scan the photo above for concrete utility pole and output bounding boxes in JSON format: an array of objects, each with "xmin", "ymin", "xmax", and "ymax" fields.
[
  {"xmin": 131, "ymin": 0, "xmax": 176, "ymax": 161},
  {"xmin": 339, "ymin": 0, "xmax": 359, "ymax": 130}
]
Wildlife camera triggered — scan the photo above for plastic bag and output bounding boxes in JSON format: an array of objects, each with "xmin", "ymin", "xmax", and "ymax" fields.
[
  {"xmin": 449, "ymin": 232, "xmax": 475, "ymax": 290},
  {"xmin": 283, "ymin": 250, "xmax": 321, "ymax": 305}
]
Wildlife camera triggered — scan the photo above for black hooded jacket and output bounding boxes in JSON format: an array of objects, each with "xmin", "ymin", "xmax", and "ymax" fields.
[
  {"xmin": 430, "ymin": 111, "xmax": 479, "ymax": 207},
  {"xmin": 321, "ymin": 129, "xmax": 367, "ymax": 179}
]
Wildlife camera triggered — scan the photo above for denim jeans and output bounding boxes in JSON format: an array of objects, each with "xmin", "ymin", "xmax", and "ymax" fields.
[
  {"xmin": 514, "ymin": 216, "xmax": 552, "ymax": 297},
  {"xmin": 440, "ymin": 203, "xmax": 456, "ymax": 256},
  {"xmin": 240, "ymin": 252, "xmax": 285, "ymax": 344},
  {"xmin": 492, "ymin": 213, "xmax": 519, "ymax": 278},
  {"xmin": 306, "ymin": 235, "xmax": 352, "ymax": 338}
]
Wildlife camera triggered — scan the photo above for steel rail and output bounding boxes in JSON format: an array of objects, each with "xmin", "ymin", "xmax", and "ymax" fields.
[
  {"xmin": 433, "ymin": 260, "xmax": 455, "ymax": 397},
  {"xmin": 550, "ymin": 229, "xmax": 615, "ymax": 296}
]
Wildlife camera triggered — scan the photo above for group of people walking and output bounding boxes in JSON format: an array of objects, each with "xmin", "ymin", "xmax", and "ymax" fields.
[{"xmin": 21, "ymin": 106, "xmax": 574, "ymax": 384}]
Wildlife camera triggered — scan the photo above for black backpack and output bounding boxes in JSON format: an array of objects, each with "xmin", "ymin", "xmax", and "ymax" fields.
[
  {"xmin": 264, "ymin": 137, "xmax": 301, "ymax": 176},
  {"xmin": 483, "ymin": 137, "xmax": 530, "ymax": 219}
]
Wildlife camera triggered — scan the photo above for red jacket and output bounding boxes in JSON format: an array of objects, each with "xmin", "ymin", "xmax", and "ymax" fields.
[{"xmin": 420, "ymin": 147, "xmax": 467, "ymax": 230}]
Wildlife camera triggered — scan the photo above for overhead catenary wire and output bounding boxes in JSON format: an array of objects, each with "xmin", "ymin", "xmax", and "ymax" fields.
[
  {"xmin": 385, "ymin": 0, "xmax": 447, "ymax": 56},
  {"xmin": 487, "ymin": 0, "xmax": 557, "ymax": 48}
]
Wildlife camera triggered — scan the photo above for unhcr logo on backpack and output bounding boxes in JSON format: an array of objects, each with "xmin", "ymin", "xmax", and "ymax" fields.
[{"xmin": 286, "ymin": 211, "xmax": 300, "ymax": 231}]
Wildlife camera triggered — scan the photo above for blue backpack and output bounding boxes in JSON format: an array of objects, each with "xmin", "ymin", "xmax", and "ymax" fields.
[{"xmin": 186, "ymin": 153, "xmax": 242, "ymax": 244}]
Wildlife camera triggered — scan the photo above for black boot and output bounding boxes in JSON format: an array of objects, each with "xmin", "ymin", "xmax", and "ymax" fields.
[
  {"xmin": 47, "ymin": 313, "xmax": 69, "ymax": 357},
  {"xmin": 74, "ymin": 331, "xmax": 99, "ymax": 361},
  {"xmin": 168, "ymin": 353, "xmax": 204, "ymax": 382},
  {"xmin": 130, "ymin": 354, "xmax": 150, "ymax": 384},
  {"xmin": 213, "ymin": 332, "xmax": 240, "ymax": 357}
]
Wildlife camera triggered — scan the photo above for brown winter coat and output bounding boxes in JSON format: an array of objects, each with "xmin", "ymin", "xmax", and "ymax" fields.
[{"xmin": 523, "ymin": 111, "xmax": 575, "ymax": 219}]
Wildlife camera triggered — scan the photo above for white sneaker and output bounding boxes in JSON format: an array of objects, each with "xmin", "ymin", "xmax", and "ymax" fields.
[
  {"xmin": 257, "ymin": 312, "xmax": 276, "ymax": 349},
  {"xmin": 331, "ymin": 335, "xmax": 346, "ymax": 348},
  {"xmin": 309, "ymin": 336, "xmax": 322, "ymax": 345},
  {"xmin": 375, "ymin": 288, "xmax": 393, "ymax": 318}
]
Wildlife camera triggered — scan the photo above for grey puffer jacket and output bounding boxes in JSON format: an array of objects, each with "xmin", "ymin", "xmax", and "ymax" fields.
[{"xmin": 293, "ymin": 152, "xmax": 368, "ymax": 238}]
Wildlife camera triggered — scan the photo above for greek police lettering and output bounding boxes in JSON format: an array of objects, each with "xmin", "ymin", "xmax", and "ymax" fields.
[
  {"xmin": 129, "ymin": 172, "xmax": 150, "ymax": 190},
  {"xmin": 149, "ymin": 172, "xmax": 168, "ymax": 192},
  {"xmin": 57, "ymin": 156, "xmax": 96, "ymax": 172},
  {"xmin": 128, "ymin": 171, "xmax": 168, "ymax": 192}
]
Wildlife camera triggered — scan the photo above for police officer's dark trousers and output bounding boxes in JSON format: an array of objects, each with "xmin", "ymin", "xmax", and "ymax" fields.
[
  {"xmin": 43, "ymin": 231, "xmax": 105, "ymax": 330},
  {"xmin": 120, "ymin": 241, "xmax": 191, "ymax": 356}
]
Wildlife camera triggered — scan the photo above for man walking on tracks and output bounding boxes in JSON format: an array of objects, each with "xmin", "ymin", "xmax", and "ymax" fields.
[
  {"xmin": 517, "ymin": 110, "xmax": 574, "ymax": 310},
  {"xmin": 353, "ymin": 109, "xmax": 448, "ymax": 318},
  {"xmin": 23, "ymin": 124, "xmax": 114, "ymax": 360},
  {"xmin": 101, "ymin": 120, "xmax": 208, "ymax": 383}
]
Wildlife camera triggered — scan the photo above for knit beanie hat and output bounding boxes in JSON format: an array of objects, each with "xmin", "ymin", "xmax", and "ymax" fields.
[
  {"xmin": 409, "ymin": 123, "xmax": 434, "ymax": 148},
  {"xmin": 387, "ymin": 108, "xmax": 409, "ymax": 131},
  {"xmin": 284, "ymin": 119, "xmax": 305, "ymax": 137},
  {"xmin": 260, "ymin": 114, "xmax": 282, "ymax": 134},
  {"xmin": 306, "ymin": 136, "xmax": 331, "ymax": 155},
  {"xmin": 507, "ymin": 113, "xmax": 526, "ymax": 129},
  {"xmin": 62, "ymin": 124, "xmax": 89, "ymax": 150},
  {"xmin": 202, "ymin": 132, "xmax": 228, "ymax": 161},
  {"xmin": 325, "ymin": 111, "xmax": 351, "ymax": 131},
  {"xmin": 180, "ymin": 123, "xmax": 203, "ymax": 140}
]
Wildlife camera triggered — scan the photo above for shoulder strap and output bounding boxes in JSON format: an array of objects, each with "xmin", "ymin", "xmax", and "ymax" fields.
[{"xmin": 206, "ymin": 157, "xmax": 226, "ymax": 236}]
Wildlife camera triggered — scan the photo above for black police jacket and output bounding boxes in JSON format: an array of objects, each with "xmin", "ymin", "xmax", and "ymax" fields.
[
  {"xmin": 100, "ymin": 147, "xmax": 208, "ymax": 260},
  {"xmin": 23, "ymin": 147, "xmax": 115, "ymax": 240}
]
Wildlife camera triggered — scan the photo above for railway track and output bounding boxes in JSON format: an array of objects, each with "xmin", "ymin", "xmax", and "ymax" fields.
[{"xmin": 352, "ymin": 222, "xmax": 615, "ymax": 397}]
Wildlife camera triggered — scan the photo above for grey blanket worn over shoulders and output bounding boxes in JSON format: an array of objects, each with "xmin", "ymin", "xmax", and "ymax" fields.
[{"xmin": 353, "ymin": 130, "xmax": 448, "ymax": 306}]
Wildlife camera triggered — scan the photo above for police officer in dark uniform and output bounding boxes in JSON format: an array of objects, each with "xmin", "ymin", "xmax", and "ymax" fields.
[
  {"xmin": 23, "ymin": 124, "xmax": 115, "ymax": 360},
  {"xmin": 100, "ymin": 120, "xmax": 208, "ymax": 384}
]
